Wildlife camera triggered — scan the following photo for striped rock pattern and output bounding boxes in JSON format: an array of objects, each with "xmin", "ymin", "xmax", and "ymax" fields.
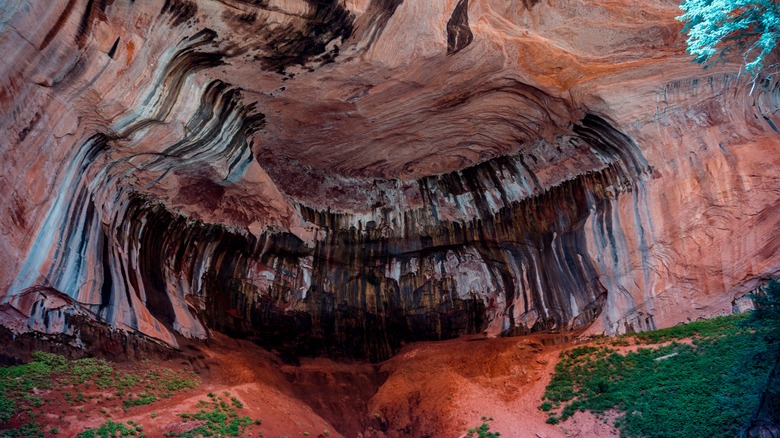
[{"xmin": 0, "ymin": 0, "xmax": 778, "ymax": 360}]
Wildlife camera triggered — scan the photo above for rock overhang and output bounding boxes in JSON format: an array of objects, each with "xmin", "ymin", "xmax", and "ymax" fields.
[{"xmin": 1, "ymin": 0, "xmax": 779, "ymax": 362}]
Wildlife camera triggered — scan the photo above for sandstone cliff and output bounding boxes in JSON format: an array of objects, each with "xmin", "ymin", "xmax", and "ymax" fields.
[{"xmin": 0, "ymin": 0, "xmax": 778, "ymax": 360}]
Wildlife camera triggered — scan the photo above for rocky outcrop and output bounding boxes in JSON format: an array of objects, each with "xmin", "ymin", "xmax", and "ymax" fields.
[
  {"xmin": 0, "ymin": 287, "xmax": 176, "ymax": 364},
  {"xmin": 1, "ymin": 0, "xmax": 779, "ymax": 360}
]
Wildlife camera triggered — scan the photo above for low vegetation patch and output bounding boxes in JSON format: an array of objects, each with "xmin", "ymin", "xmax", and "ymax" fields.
[
  {"xmin": 465, "ymin": 416, "xmax": 501, "ymax": 438},
  {"xmin": 164, "ymin": 392, "xmax": 253, "ymax": 437},
  {"xmin": 77, "ymin": 419, "xmax": 143, "ymax": 438},
  {"xmin": 0, "ymin": 353, "xmax": 198, "ymax": 437},
  {"xmin": 540, "ymin": 309, "xmax": 778, "ymax": 437}
]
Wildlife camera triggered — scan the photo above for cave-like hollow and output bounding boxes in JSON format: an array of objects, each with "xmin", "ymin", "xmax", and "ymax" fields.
[{"xmin": 1, "ymin": 1, "xmax": 780, "ymax": 434}]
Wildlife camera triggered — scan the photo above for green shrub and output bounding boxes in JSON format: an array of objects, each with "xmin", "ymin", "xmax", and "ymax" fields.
[
  {"xmin": 677, "ymin": 0, "xmax": 780, "ymax": 76},
  {"xmin": 0, "ymin": 352, "xmax": 199, "ymax": 437},
  {"xmin": 0, "ymin": 394, "xmax": 15, "ymax": 423},
  {"xmin": 750, "ymin": 279, "xmax": 780, "ymax": 337},
  {"xmin": 31, "ymin": 352, "xmax": 67, "ymax": 370},
  {"xmin": 123, "ymin": 393, "xmax": 157, "ymax": 408},
  {"xmin": 0, "ymin": 419, "xmax": 44, "ymax": 437},
  {"xmin": 466, "ymin": 420, "xmax": 501, "ymax": 438},
  {"xmin": 77, "ymin": 420, "xmax": 135, "ymax": 438},
  {"xmin": 540, "ymin": 314, "xmax": 777, "ymax": 437},
  {"xmin": 167, "ymin": 394, "xmax": 253, "ymax": 437},
  {"xmin": 538, "ymin": 401, "xmax": 553, "ymax": 412}
]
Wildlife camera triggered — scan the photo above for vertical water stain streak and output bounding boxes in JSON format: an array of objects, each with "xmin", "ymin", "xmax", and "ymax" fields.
[
  {"xmin": 161, "ymin": 115, "xmax": 649, "ymax": 361},
  {"xmin": 7, "ymin": 33, "xmax": 264, "ymax": 346},
  {"xmin": 447, "ymin": 0, "xmax": 472, "ymax": 54}
]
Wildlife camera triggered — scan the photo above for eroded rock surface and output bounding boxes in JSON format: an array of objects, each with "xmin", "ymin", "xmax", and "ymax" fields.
[{"xmin": 1, "ymin": 0, "xmax": 779, "ymax": 360}]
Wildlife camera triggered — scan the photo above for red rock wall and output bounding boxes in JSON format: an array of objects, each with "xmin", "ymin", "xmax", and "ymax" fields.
[{"xmin": 0, "ymin": 0, "xmax": 778, "ymax": 359}]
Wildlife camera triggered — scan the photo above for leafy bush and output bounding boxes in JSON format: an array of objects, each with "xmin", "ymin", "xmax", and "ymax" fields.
[
  {"xmin": 77, "ymin": 420, "xmax": 135, "ymax": 438},
  {"xmin": 30, "ymin": 352, "xmax": 67, "ymax": 370},
  {"xmin": 122, "ymin": 393, "xmax": 157, "ymax": 408},
  {"xmin": 750, "ymin": 279, "xmax": 780, "ymax": 337},
  {"xmin": 466, "ymin": 417, "xmax": 500, "ymax": 438},
  {"xmin": 677, "ymin": 0, "xmax": 780, "ymax": 76},
  {"xmin": 0, "ymin": 395, "xmax": 14, "ymax": 423},
  {"xmin": 0, "ymin": 352, "xmax": 198, "ymax": 437},
  {"xmin": 630, "ymin": 314, "xmax": 745, "ymax": 344},
  {"xmin": 0, "ymin": 419, "xmax": 44, "ymax": 438},
  {"xmin": 541, "ymin": 314, "xmax": 777, "ymax": 437},
  {"xmin": 167, "ymin": 394, "xmax": 253, "ymax": 437}
]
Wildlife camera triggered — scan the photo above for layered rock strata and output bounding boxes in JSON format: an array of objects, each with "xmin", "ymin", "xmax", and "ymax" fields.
[{"xmin": 0, "ymin": 0, "xmax": 778, "ymax": 360}]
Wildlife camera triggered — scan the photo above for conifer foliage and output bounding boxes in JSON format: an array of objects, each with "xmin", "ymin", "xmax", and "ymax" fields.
[{"xmin": 677, "ymin": 0, "xmax": 780, "ymax": 75}]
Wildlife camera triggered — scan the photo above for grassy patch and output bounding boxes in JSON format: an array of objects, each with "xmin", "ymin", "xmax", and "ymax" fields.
[
  {"xmin": 628, "ymin": 314, "xmax": 745, "ymax": 344},
  {"xmin": 540, "ymin": 313, "xmax": 777, "ymax": 437},
  {"xmin": 465, "ymin": 417, "xmax": 501, "ymax": 437},
  {"xmin": 0, "ymin": 418, "xmax": 44, "ymax": 438},
  {"xmin": 0, "ymin": 352, "xmax": 198, "ymax": 436},
  {"xmin": 165, "ymin": 392, "xmax": 253, "ymax": 437},
  {"xmin": 76, "ymin": 420, "xmax": 143, "ymax": 438},
  {"xmin": 122, "ymin": 393, "xmax": 157, "ymax": 408}
]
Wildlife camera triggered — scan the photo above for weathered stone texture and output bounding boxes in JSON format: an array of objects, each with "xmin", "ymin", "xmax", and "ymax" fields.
[{"xmin": 0, "ymin": 0, "xmax": 778, "ymax": 360}]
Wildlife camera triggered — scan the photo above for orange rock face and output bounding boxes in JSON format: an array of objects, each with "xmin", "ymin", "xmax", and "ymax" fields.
[{"xmin": 0, "ymin": 0, "xmax": 778, "ymax": 359}]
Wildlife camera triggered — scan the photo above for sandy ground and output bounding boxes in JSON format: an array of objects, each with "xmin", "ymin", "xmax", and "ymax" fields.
[
  {"xmin": 27, "ymin": 332, "xmax": 626, "ymax": 438},
  {"xmin": 363, "ymin": 334, "xmax": 617, "ymax": 438}
]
